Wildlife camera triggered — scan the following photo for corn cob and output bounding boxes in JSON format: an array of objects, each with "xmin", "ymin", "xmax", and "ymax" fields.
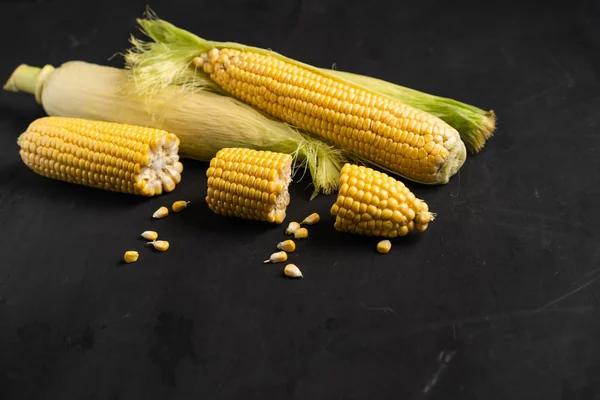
[
  {"xmin": 125, "ymin": 17, "xmax": 467, "ymax": 185},
  {"xmin": 17, "ymin": 116, "xmax": 183, "ymax": 196},
  {"xmin": 3, "ymin": 61, "xmax": 347, "ymax": 197},
  {"xmin": 330, "ymin": 164, "xmax": 433, "ymax": 237},
  {"xmin": 206, "ymin": 148, "xmax": 292, "ymax": 224}
]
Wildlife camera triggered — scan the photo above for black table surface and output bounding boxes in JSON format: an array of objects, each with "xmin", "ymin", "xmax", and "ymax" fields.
[{"xmin": 1, "ymin": 0, "xmax": 599, "ymax": 399}]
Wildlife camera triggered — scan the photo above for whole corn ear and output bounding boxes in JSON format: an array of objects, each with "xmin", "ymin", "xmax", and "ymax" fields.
[
  {"xmin": 17, "ymin": 116, "xmax": 183, "ymax": 196},
  {"xmin": 330, "ymin": 164, "xmax": 434, "ymax": 237},
  {"xmin": 206, "ymin": 148, "xmax": 292, "ymax": 224},
  {"xmin": 124, "ymin": 16, "xmax": 467, "ymax": 185},
  {"xmin": 3, "ymin": 61, "xmax": 347, "ymax": 197}
]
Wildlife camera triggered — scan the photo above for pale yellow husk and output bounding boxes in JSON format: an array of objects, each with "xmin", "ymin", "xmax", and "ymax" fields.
[{"xmin": 3, "ymin": 61, "xmax": 347, "ymax": 197}]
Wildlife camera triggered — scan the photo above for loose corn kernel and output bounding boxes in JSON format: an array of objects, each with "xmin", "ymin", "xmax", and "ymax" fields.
[
  {"xmin": 16, "ymin": 116, "xmax": 183, "ymax": 196},
  {"xmin": 284, "ymin": 264, "xmax": 303, "ymax": 279},
  {"xmin": 205, "ymin": 148, "xmax": 292, "ymax": 224},
  {"xmin": 195, "ymin": 48, "xmax": 466, "ymax": 184},
  {"xmin": 124, "ymin": 251, "xmax": 139, "ymax": 263},
  {"xmin": 172, "ymin": 200, "xmax": 190, "ymax": 212},
  {"xmin": 277, "ymin": 240, "xmax": 296, "ymax": 252},
  {"xmin": 331, "ymin": 164, "xmax": 433, "ymax": 237},
  {"xmin": 294, "ymin": 227, "xmax": 308, "ymax": 239},
  {"xmin": 152, "ymin": 206, "xmax": 169, "ymax": 219},
  {"xmin": 286, "ymin": 221, "xmax": 301, "ymax": 234},
  {"xmin": 264, "ymin": 251, "xmax": 288, "ymax": 264},
  {"xmin": 148, "ymin": 240, "xmax": 170, "ymax": 251},
  {"xmin": 376, "ymin": 240, "xmax": 392, "ymax": 254},
  {"xmin": 141, "ymin": 231, "xmax": 158, "ymax": 240},
  {"xmin": 300, "ymin": 212, "xmax": 320, "ymax": 225}
]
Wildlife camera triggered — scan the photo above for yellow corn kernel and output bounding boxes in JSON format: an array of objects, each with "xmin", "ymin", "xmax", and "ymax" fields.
[
  {"xmin": 141, "ymin": 230, "xmax": 158, "ymax": 240},
  {"xmin": 264, "ymin": 251, "xmax": 288, "ymax": 264},
  {"xmin": 283, "ymin": 264, "xmax": 303, "ymax": 279},
  {"xmin": 152, "ymin": 206, "xmax": 169, "ymax": 219},
  {"xmin": 376, "ymin": 240, "xmax": 392, "ymax": 254},
  {"xmin": 148, "ymin": 240, "xmax": 170, "ymax": 251},
  {"xmin": 195, "ymin": 49, "xmax": 465, "ymax": 185},
  {"xmin": 286, "ymin": 221, "xmax": 301, "ymax": 234},
  {"xmin": 294, "ymin": 227, "xmax": 308, "ymax": 239},
  {"xmin": 300, "ymin": 212, "xmax": 320, "ymax": 225},
  {"xmin": 124, "ymin": 250, "xmax": 139, "ymax": 263},
  {"xmin": 16, "ymin": 116, "xmax": 183, "ymax": 196},
  {"xmin": 172, "ymin": 200, "xmax": 190, "ymax": 212},
  {"xmin": 330, "ymin": 164, "xmax": 433, "ymax": 238},
  {"xmin": 205, "ymin": 148, "xmax": 292, "ymax": 224},
  {"xmin": 277, "ymin": 240, "xmax": 296, "ymax": 252}
]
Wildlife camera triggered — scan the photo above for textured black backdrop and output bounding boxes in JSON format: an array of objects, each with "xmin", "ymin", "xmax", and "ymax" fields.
[{"xmin": 1, "ymin": 0, "xmax": 599, "ymax": 399}]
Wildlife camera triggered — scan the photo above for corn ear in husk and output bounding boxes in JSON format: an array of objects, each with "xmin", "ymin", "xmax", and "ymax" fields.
[
  {"xmin": 124, "ymin": 13, "xmax": 493, "ymax": 157},
  {"xmin": 3, "ymin": 61, "xmax": 347, "ymax": 197}
]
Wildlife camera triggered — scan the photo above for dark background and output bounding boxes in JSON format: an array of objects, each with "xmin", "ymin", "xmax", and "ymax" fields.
[{"xmin": 1, "ymin": 0, "xmax": 599, "ymax": 399}]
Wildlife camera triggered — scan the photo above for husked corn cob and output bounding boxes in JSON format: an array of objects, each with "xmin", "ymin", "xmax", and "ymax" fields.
[
  {"xmin": 192, "ymin": 48, "xmax": 465, "ymax": 185},
  {"xmin": 17, "ymin": 116, "xmax": 183, "ymax": 196},
  {"xmin": 206, "ymin": 148, "xmax": 292, "ymax": 224},
  {"xmin": 330, "ymin": 164, "xmax": 433, "ymax": 237}
]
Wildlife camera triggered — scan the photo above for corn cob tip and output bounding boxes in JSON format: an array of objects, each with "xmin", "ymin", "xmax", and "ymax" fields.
[{"xmin": 331, "ymin": 163, "xmax": 433, "ymax": 237}]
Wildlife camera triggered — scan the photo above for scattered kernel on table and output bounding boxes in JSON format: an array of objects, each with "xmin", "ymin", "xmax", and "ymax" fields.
[
  {"xmin": 141, "ymin": 231, "xmax": 158, "ymax": 241},
  {"xmin": 124, "ymin": 251, "xmax": 139, "ymax": 263},
  {"xmin": 300, "ymin": 213, "xmax": 320, "ymax": 225},
  {"xmin": 277, "ymin": 240, "xmax": 296, "ymax": 252},
  {"xmin": 286, "ymin": 222, "xmax": 300, "ymax": 235},
  {"xmin": 152, "ymin": 206, "xmax": 169, "ymax": 219},
  {"xmin": 264, "ymin": 251, "xmax": 288, "ymax": 264},
  {"xmin": 172, "ymin": 200, "xmax": 190, "ymax": 212},
  {"xmin": 284, "ymin": 264, "xmax": 303, "ymax": 278},
  {"xmin": 148, "ymin": 240, "xmax": 170, "ymax": 252},
  {"xmin": 376, "ymin": 240, "xmax": 392, "ymax": 254},
  {"xmin": 294, "ymin": 227, "xmax": 308, "ymax": 239}
]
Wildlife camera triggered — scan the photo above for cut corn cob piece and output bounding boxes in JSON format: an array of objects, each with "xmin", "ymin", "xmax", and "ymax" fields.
[
  {"xmin": 17, "ymin": 116, "xmax": 183, "ymax": 196},
  {"xmin": 205, "ymin": 148, "xmax": 292, "ymax": 224},
  {"xmin": 330, "ymin": 164, "xmax": 433, "ymax": 237}
]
